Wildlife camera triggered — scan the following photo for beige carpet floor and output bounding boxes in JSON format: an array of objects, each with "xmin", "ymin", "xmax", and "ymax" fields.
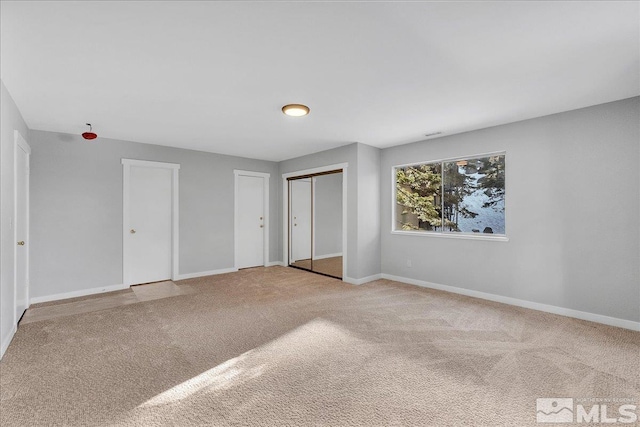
[
  {"xmin": 20, "ymin": 281, "xmax": 193, "ymax": 324},
  {"xmin": 1, "ymin": 266, "xmax": 638, "ymax": 426}
]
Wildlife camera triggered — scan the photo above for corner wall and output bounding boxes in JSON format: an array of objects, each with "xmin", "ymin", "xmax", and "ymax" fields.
[
  {"xmin": 279, "ymin": 143, "xmax": 359, "ymax": 279},
  {"xmin": 0, "ymin": 80, "xmax": 30, "ymax": 357},
  {"xmin": 278, "ymin": 142, "xmax": 383, "ymax": 282},
  {"xmin": 357, "ymin": 143, "xmax": 381, "ymax": 279},
  {"xmin": 380, "ymin": 97, "xmax": 640, "ymax": 324}
]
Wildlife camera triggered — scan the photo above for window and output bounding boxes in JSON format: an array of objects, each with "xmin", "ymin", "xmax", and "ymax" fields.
[{"xmin": 394, "ymin": 153, "xmax": 505, "ymax": 236}]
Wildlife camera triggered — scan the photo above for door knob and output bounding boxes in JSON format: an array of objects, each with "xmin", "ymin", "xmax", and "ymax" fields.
[
  {"xmin": 17, "ymin": 241, "xmax": 25, "ymax": 246},
  {"xmin": 130, "ymin": 229, "xmax": 136, "ymax": 234}
]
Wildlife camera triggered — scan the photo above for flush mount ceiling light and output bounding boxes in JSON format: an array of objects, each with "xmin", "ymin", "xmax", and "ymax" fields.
[
  {"xmin": 82, "ymin": 123, "xmax": 97, "ymax": 140},
  {"xmin": 282, "ymin": 104, "xmax": 310, "ymax": 117}
]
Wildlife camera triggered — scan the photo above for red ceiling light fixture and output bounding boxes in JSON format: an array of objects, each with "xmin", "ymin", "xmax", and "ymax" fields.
[{"xmin": 82, "ymin": 123, "xmax": 97, "ymax": 140}]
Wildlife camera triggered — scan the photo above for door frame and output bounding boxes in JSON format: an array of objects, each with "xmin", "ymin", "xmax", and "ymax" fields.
[
  {"xmin": 234, "ymin": 170, "xmax": 270, "ymax": 270},
  {"xmin": 122, "ymin": 159, "xmax": 180, "ymax": 286},
  {"xmin": 13, "ymin": 130, "xmax": 30, "ymax": 323},
  {"xmin": 282, "ymin": 163, "xmax": 348, "ymax": 280}
]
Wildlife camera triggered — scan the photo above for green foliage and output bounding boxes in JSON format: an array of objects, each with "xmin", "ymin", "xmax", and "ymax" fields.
[{"xmin": 396, "ymin": 164, "xmax": 442, "ymax": 230}]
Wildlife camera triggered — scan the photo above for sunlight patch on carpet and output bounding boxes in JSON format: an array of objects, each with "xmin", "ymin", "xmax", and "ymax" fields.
[
  {"xmin": 139, "ymin": 354, "xmax": 265, "ymax": 408},
  {"xmin": 138, "ymin": 318, "xmax": 358, "ymax": 409}
]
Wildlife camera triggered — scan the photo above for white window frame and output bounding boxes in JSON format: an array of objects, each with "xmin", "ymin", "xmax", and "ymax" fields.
[{"xmin": 391, "ymin": 151, "xmax": 508, "ymax": 242}]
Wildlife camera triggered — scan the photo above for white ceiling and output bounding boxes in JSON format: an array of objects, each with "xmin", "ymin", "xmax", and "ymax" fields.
[{"xmin": 1, "ymin": 2, "xmax": 638, "ymax": 161}]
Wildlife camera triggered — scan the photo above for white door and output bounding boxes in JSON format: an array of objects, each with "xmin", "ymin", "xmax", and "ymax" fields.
[
  {"xmin": 127, "ymin": 166, "xmax": 173, "ymax": 285},
  {"xmin": 236, "ymin": 175, "xmax": 265, "ymax": 269},
  {"xmin": 290, "ymin": 179, "xmax": 311, "ymax": 262},
  {"xmin": 15, "ymin": 138, "xmax": 30, "ymax": 322}
]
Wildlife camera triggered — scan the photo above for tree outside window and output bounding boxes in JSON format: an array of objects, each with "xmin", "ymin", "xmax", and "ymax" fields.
[{"xmin": 395, "ymin": 154, "xmax": 505, "ymax": 235}]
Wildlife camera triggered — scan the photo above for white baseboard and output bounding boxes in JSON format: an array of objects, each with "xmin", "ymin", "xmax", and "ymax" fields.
[
  {"xmin": 265, "ymin": 261, "xmax": 286, "ymax": 267},
  {"xmin": 175, "ymin": 267, "xmax": 238, "ymax": 280},
  {"xmin": 381, "ymin": 273, "xmax": 640, "ymax": 332},
  {"xmin": 313, "ymin": 252, "xmax": 343, "ymax": 260},
  {"xmin": 344, "ymin": 273, "xmax": 383, "ymax": 286},
  {"xmin": 0, "ymin": 324, "xmax": 17, "ymax": 360},
  {"xmin": 30, "ymin": 283, "xmax": 129, "ymax": 305}
]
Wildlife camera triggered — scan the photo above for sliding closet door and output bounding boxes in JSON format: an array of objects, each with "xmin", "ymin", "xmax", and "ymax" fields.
[
  {"xmin": 312, "ymin": 173, "xmax": 343, "ymax": 278},
  {"xmin": 289, "ymin": 179, "xmax": 312, "ymax": 269}
]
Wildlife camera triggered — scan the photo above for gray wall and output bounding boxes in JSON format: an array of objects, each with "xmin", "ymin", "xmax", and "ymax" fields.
[
  {"xmin": 29, "ymin": 130, "xmax": 280, "ymax": 299},
  {"xmin": 313, "ymin": 173, "xmax": 342, "ymax": 257},
  {"xmin": 380, "ymin": 97, "xmax": 640, "ymax": 322},
  {"xmin": 357, "ymin": 143, "xmax": 381, "ymax": 278},
  {"xmin": 0, "ymin": 80, "xmax": 30, "ymax": 356}
]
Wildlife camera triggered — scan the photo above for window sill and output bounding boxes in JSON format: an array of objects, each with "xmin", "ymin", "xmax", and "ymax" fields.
[{"xmin": 390, "ymin": 230, "xmax": 509, "ymax": 242}]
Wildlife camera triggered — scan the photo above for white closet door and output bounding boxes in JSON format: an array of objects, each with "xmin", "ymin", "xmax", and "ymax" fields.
[
  {"xmin": 15, "ymin": 141, "xmax": 30, "ymax": 321},
  {"xmin": 236, "ymin": 175, "xmax": 265, "ymax": 269},
  {"xmin": 127, "ymin": 166, "xmax": 173, "ymax": 285}
]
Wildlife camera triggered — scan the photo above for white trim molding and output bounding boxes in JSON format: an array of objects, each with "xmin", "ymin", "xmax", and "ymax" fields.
[
  {"xmin": 175, "ymin": 268, "xmax": 238, "ymax": 281},
  {"xmin": 233, "ymin": 170, "xmax": 270, "ymax": 269},
  {"xmin": 234, "ymin": 170, "xmax": 270, "ymax": 179},
  {"xmin": 30, "ymin": 283, "xmax": 129, "ymax": 305},
  {"xmin": 390, "ymin": 230, "xmax": 509, "ymax": 242},
  {"xmin": 392, "ymin": 150, "xmax": 507, "ymax": 170},
  {"xmin": 282, "ymin": 163, "xmax": 348, "ymax": 280},
  {"xmin": 281, "ymin": 162, "xmax": 348, "ymax": 179},
  {"xmin": 1, "ymin": 324, "xmax": 17, "ymax": 360},
  {"xmin": 344, "ymin": 273, "xmax": 382, "ymax": 286},
  {"xmin": 313, "ymin": 252, "xmax": 343, "ymax": 260},
  {"xmin": 266, "ymin": 261, "xmax": 286, "ymax": 267},
  {"xmin": 122, "ymin": 158, "xmax": 180, "ymax": 286},
  {"xmin": 381, "ymin": 273, "xmax": 640, "ymax": 332},
  {"xmin": 121, "ymin": 159, "xmax": 181, "ymax": 169}
]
